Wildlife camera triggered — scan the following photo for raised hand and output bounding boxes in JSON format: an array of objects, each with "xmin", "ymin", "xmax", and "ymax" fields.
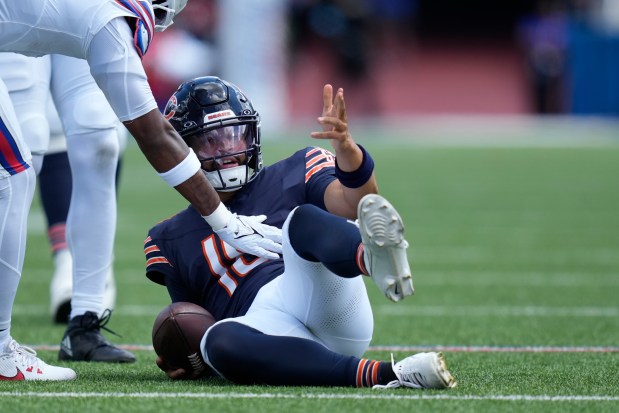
[{"xmin": 310, "ymin": 84, "xmax": 355, "ymax": 154}]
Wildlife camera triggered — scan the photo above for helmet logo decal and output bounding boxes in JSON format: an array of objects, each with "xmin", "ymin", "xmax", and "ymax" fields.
[
  {"xmin": 206, "ymin": 110, "xmax": 235, "ymax": 122},
  {"xmin": 164, "ymin": 95, "xmax": 177, "ymax": 119}
]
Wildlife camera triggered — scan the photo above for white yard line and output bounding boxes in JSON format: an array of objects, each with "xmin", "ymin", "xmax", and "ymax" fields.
[
  {"xmin": 28, "ymin": 344, "xmax": 619, "ymax": 353},
  {"xmin": 376, "ymin": 305, "xmax": 619, "ymax": 317},
  {"xmin": 0, "ymin": 391, "xmax": 617, "ymax": 402},
  {"xmin": 12, "ymin": 304, "xmax": 619, "ymax": 317}
]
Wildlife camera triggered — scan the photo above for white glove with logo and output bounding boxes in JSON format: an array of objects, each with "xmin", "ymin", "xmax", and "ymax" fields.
[{"xmin": 204, "ymin": 203, "xmax": 283, "ymax": 260}]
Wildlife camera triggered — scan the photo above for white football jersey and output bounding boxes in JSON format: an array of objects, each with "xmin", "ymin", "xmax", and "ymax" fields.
[
  {"xmin": 0, "ymin": 0, "xmax": 136, "ymax": 58},
  {"xmin": 0, "ymin": 0, "xmax": 158, "ymax": 123}
]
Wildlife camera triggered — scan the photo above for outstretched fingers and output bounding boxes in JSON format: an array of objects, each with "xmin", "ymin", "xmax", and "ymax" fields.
[
  {"xmin": 322, "ymin": 84, "xmax": 334, "ymax": 116},
  {"xmin": 334, "ymin": 88, "xmax": 347, "ymax": 123},
  {"xmin": 310, "ymin": 120, "xmax": 348, "ymax": 140}
]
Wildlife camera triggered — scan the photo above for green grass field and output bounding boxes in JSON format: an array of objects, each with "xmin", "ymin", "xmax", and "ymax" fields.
[{"xmin": 3, "ymin": 132, "xmax": 619, "ymax": 412}]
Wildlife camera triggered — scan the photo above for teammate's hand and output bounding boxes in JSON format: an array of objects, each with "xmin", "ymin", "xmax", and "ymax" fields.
[{"xmin": 214, "ymin": 214, "xmax": 283, "ymax": 260}]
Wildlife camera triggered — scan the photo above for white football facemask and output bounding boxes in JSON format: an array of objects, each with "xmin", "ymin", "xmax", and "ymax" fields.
[
  {"xmin": 152, "ymin": 0, "xmax": 188, "ymax": 31},
  {"xmin": 204, "ymin": 165, "xmax": 250, "ymax": 193}
]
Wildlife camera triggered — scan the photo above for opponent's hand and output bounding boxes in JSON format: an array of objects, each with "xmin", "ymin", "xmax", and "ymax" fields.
[
  {"xmin": 204, "ymin": 204, "xmax": 283, "ymax": 259},
  {"xmin": 214, "ymin": 214, "xmax": 283, "ymax": 260}
]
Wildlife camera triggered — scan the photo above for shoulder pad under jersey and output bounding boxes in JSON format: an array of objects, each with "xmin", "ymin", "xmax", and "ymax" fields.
[{"xmin": 114, "ymin": 0, "xmax": 156, "ymax": 58}]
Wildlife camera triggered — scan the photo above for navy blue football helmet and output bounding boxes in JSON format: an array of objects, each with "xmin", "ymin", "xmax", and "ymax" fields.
[{"xmin": 164, "ymin": 76, "xmax": 263, "ymax": 192}]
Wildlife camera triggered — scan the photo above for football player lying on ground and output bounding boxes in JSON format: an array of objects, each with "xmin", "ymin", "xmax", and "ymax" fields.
[{"xmin": 145, "ymin": 76, "xmax": 457, "ymax": 389}]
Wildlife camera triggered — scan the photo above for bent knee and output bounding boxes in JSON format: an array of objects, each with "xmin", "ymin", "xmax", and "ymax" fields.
[{"xmin": 203, "ymin": 322, "xmax": 261, "ymax": 384}]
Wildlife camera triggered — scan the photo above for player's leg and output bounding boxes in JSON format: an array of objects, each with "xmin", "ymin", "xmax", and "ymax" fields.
[
  {"xmin": 204, "ymin": 321, "xmax": 455, "ymax": 389},
  {"xmin": 50, "ymin": 54, "xmax": 134, "ymax": 362},
  {"xmin": 290, "ymin": 197, "xmax": 414, "ymax": 302},
  {"xmin": 0, "ymin": 169, "xmax": 76, "ymax": 381},
  {"xmin": 0, "ymin": 78, "xmax": 34, "ymax": 355},
  {"xmin": 42, "ymin": 97, "xmax": 118, "ymax": 324},
  {"xmin": 40, "ymin": 149, "xmax": 73, "ymax": 323},
  {"xmin": 203, "ymin": 204, "xmax": 371, "ymax": 382},
  {"xmin": 42, "ymin": 98, "xmax": 74, "ymax": 323},
  {"xmin": 204, "ymin": 204, "xmax": 374, "ymax": 359},
  {"xmin": 280, "ymin": 204, "xmax": 374, "ymax": 356},
  {"xmin": 357, "ymin": 194, "xmax": 414, "ymax": 302},
  {"xmin": 204, "ymin": 321, "xmax": 382, "ymax": 386},
  {"xmin": 0, "ymin": 80, "xmax": 75, "ymax": 381},
  {"xmin": 202, "ymin": 203, "xmax": 455, "ymax": 388}
]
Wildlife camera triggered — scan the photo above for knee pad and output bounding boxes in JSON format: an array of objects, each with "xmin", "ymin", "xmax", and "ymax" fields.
[
  {"xmin": 57, "ymin": 90, "xmax": 118, "ymax": 137},
  {"xmin": 59, "ymin": 90, "xmax": 120, "ymax": 168},
  {"xmin": 17, "ymin": 112, "xmax": 50, "ymax": 156},
  {"xmin": 0, "ymin": 55, "xmax": 52, "ymax": 155},
  {"xmin": 66, "ymin": 129, "xmax": 120, "ymax": 171},
  {"xmin": 0, "ymin": 54, "xmax": 51, "ymax": 93}
]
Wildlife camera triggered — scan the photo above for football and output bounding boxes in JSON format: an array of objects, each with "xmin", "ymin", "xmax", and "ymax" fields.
[{"xmin": 152, "ymin": 302, "xmax": 216, "ymax": 378}]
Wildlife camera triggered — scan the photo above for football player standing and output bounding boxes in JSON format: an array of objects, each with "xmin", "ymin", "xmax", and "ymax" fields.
[
  {"xmin": 0, "ymin": 0, "xmax": 281, "ymax": 380},
  {"xmin": 0, "ymin": 52, "xmax": 133, "ymax": 363}
]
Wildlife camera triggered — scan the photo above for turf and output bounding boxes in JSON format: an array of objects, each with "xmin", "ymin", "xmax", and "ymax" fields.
[{"xmin": 4, "ymin": 134, "xmax": 619, "ymax": 412}]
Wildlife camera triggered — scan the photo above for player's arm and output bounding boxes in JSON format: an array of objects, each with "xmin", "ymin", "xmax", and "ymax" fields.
[
  {"xmin": 124, "ymin": 110, "xmax": 282, "ymax": 259},
  {"xmin": 144, "ymin": 236, "xmax": 207, "ymax": 380},
  {"xmin": 124, "ymin": 109, "xmax": 220, "ymax": 215},
  {"xmin": 310, "ymin": 85, "xmax": 378, "ymax": 219}
]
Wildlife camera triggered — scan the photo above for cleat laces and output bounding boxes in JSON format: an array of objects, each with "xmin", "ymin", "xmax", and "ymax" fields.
[
  {"xmin": 80, "ymin": 309, "xmax": 122, "ymax": 337},
  {"xmin": 8, "ymin": 340, "xmax": 44, "ymax": 373},
  {"xmin": 373, "ymin": 354, "xmax": 424, "ymax": 389}
]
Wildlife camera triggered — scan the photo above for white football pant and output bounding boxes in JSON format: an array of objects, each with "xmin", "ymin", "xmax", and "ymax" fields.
[
  {"xmin": 0, "ymin": 51, "xmax": 122, "ymax": 318},
  {"xmin": 202, "ymin": 208, "xmax": 374, "ymax": 369},
  {"xmin": 0, "ymin": 77, "xmax": 35, "ymax": 349}
]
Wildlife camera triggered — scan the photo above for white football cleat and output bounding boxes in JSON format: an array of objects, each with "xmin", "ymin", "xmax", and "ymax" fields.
[
  {"xmin": 373, "ymin": 352, "xmax": 457, "ymax": 390},
  {"xmin": 50, "ymin": 249, "xmax": 117, "ymax": 323},
  {"xmin": 0, "ymin": 339, "xmax": 76, "ymax": 381},
  {"xmin": 357, "ymin": 194, "xmax": 414, "ymax": 302}
]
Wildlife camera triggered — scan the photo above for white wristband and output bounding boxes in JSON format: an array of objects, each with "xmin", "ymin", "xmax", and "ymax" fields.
[
  {"xmin": 157, "ymin": 148, "xmax": 201, "ymax": 187},
  {"xmin": 203, "ymin": 202, "xmax": 232, "ymax": 231}
]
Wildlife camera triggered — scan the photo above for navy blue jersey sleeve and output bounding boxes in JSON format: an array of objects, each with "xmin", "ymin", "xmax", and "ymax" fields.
[
  {"xmin": 144, "ymin": 231, "xmax": 194, "ymax": 302},
  {"xmin": 304, "ymin": 146, "xmax": 337, "ymax": 209},
  {"xmin": 144, "ymin": 234, "xmax": 173, "ymax": 286}
]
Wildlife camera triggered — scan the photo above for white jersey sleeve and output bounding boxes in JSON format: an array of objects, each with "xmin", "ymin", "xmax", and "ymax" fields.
[{"xmin": 0, "ymin": 0, "xmax": 142, "ymax": 58}]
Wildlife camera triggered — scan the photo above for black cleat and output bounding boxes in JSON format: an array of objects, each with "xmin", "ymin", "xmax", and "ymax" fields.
[{"xmin": 58, "ymin": 310, "xmax": 136, "ymax": 363}]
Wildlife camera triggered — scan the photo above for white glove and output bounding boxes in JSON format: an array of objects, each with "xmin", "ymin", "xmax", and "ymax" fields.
[{"xmin": 204, "ymin": 204, "xmax": 283, "ymax": 260}]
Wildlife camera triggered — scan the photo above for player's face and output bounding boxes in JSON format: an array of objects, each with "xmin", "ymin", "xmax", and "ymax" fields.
[{"xmin": 189, "ymin": 125, "xmax": 250, "ymax": 171}]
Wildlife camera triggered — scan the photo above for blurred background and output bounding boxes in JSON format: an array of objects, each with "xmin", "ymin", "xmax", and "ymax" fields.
[
  {"xmin": 15, "ymin": 1, "xmax": 619, "ymax": 397},
  {"xmin": 143, "ymin": 0, "xmax": 619, "ymax": 140}
]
